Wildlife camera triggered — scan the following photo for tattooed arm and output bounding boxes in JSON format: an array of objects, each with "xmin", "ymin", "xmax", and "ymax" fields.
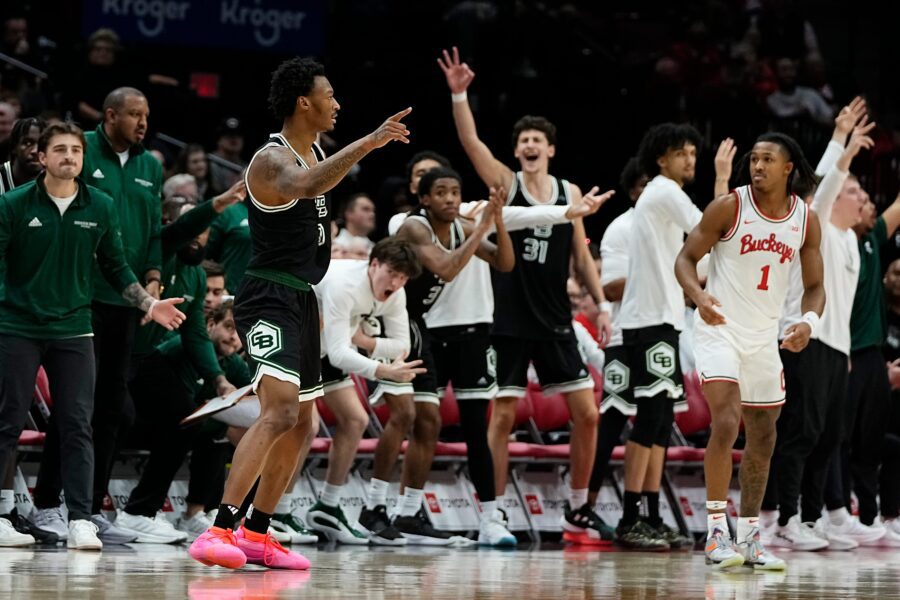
[
  {"xmin": 249, "ymin": 108, "xmax": 412, "ymax": 207},
  {"xmin": 121, "ymin": 282, "xmax": 186, "ymax": 331}
]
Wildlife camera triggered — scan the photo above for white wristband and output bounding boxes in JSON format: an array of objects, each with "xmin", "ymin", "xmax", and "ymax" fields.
[
  {"xmin": 598, "ymin": 301, "xmax": 613, "ymax": 314},
  {"xmin": 147, "ymin": 298, "xmax": 159, "ymax": 318},
  {"xmin": 451, "ymin": 91, "xmax": 467, "ymax": 103},
  {"xmin": 801, "ymin": 311, "xmax": 819, "ymax": 336}
]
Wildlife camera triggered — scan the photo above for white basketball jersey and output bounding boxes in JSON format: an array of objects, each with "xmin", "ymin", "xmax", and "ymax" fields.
[{"xmin": 706, "ymin": 185, "xmax": 808, "ymax": 342}]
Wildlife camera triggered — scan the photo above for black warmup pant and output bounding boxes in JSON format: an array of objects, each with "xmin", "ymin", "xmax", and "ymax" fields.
[
  {"xmin": 880, "ymin": 392, "xmax": 900, "ymax": 519},
  {"xmin": 770, "ymin": 340, "xmax": 847, "ymax": 525},
  {"xmin": 457, "ymin": 400, "xmax": 494, "ymax": 502},
  {"xmin": 34, "ymin": 302, "xmax": 139, "ymax": 514},
  {"xmin": 589, "ymin": 407, "xmax": 629, "ymax": 494},
  {"xmin": 186, "ymin": 434, "xmax": 229, "ymax": 512},
  {"xmin": 0, "ymin": 335, "xmax": 95, "ymax": 520},
  {"xmin": 124, "ymin": 352, "xmax": 203, "ymax": 517}
]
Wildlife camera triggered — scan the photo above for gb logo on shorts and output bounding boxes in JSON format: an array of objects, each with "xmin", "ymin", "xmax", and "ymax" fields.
[
  {"xmin": 604, "ymin": 360, "xmax": 630, "ymax": 394},
  {"xmin": 646, "ymin": 342, "xmax": 676, "ymax": 379},
  {"xmin": 247, "ymin": 320, "xmax": 283, "ymax": 359}
]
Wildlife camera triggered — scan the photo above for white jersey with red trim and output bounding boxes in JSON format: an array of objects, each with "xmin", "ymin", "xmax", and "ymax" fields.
[{"xmin": 706, "ymin": 185, "xmax": 808, "ymax": 344}]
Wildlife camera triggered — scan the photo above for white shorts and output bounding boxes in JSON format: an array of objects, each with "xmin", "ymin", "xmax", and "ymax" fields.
[{"xmin": 692, "ymin": 320, "xmax": 785, "ymax": 408}]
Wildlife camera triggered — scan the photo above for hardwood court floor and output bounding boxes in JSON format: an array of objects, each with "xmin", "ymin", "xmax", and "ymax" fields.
[{"xmin": 2, "ymin": 543, "xmax": 898, "ymax": 599}]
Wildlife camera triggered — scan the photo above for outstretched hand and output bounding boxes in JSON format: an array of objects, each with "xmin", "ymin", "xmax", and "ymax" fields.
[
  {"xmin": 714, "ymin": 138, "xmax": 737, "ymax": 183},
  {"xmin": 834, "ymin": 96, "xmax": 867, "ymax": 140},
  {"xmin": 838, "ymin": 117, "xmax": 875, "ymax": 169},
  {"xmin": 148, "ymin": 298, "xmax": 186, "ymax": 331},
  {"xmin": 566, "ymin": 187, "xmax": 614, "ymax": 219},
  {"xmin": 438, "ymin": 47, "xmax": 475, "ymax": 94},
  {"xmin": 212, "ymin": 180, "xmax": 248, "ymax": 213},
  {"xmin": 369, "ymin": 107, "xmax": 412, "ymax": 149}
]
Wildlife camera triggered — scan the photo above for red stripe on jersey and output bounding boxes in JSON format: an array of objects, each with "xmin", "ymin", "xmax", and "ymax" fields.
[
  {"xmin": 748, "ymin": 185, "xmax": 797, "ymax": 223},
  {"xmin": 721, "ymin": 190, "xmax": 741, "ymax": 241}
]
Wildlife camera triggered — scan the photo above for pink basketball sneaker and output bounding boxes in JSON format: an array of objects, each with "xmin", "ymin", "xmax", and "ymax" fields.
[
  {"xmin": 189, "ymin": 526, "xmax": 247, "ymax": 569},
  {"xmin": 235, "ymin": 526, "xmax": 311, "ymax": 570}
]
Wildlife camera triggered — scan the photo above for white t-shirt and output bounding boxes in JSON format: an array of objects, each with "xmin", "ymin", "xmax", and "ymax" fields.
[
  {"xmin": 333, "ymin": 228, "xmax": 375, "ymax": 254},
  {"xmin": 599, "ymin": 207, "xmax": 633, "ymax": 347},
  {"xmin": 618, "ymin": 175, "xmax": 703, "ymax": 331},
  {"xmin": 48, "ymin": 191, "xmax": 78, "ymax": 216},
  {"xmin": 389, "ymin": 201, "xmax": 573, "ymax": 328},
  {"xmin": 116, "ymin": 149, "xmax": 129, "ymax": 167},
  {"xmin": 314, "ymin": 259, "xmax": 410, "ymax": 379}
]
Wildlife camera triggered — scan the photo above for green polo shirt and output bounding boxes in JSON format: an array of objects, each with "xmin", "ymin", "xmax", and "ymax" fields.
[
  {"xmin": 155, "ymin": 335, "xmax": 251, "ymax": 400},
  {"xmin": 0, "ymin": 175, "xmax": 137, "ymax": 339},
  {"xmin": 850, "ymin": 216, "xmax": 889, "ymax": 352},
  {"xmin": 84, "ymin": 124, "xmax": 163, "ymax": 307},
  {"xmin": 207, "ymin": 202, "xmax": 250, "ymax": 291},
  {"xmin": 133, "ymin": 200, "xmax": 223, "ymax": 383}
]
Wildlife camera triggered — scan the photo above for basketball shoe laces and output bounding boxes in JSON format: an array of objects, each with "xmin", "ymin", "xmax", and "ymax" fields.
[
  {"xmin": 262, "ymin": 531, "xmax": 291, "ymax": 565},
  {"xmin": 213, "ymin": 527, "xmax": 239, "ymax": 546}
]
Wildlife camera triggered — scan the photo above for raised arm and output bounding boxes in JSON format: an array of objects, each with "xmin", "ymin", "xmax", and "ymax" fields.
[
  {"xmin": 781, "ymin": 211, "xmax": 825, "ymax": 352},
  {"xmin": 248, "ymin": 107, "xmax": 412, "ymax": 206},
  {"xmin": 472, "ymin": 186, "xmax": 515, "ymax": 272},
  {"xmin": 813, "ymin": 120, "xmax": 874, "ymax": 220},
  {"xmin": 675, "ymin": 193, "xmax": 737, "ymax": 326},
  {"xmin": 714, "ymin": 138, "xmax": 736, "ymax": 197},
  {"xmin": 438, "ymin": 47, "xmax": 513, "ymax": 190},
  {"xmin": 461, "ymin": 186, "xmax": 613, "ymax": 232},
  {"xmin": 816, "ymin": 95, "xmax": 866, "ymax": 175}
]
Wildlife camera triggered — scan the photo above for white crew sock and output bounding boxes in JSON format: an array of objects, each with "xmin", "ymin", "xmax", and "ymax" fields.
[
  {"xmin": 737, "ymin": 516, "xmax": 759, "ymax": 542},
  {"xmin": 829, "ymin": 508, "xmax": 848, "ymax": 526},
  {"xmin": 320, "ymin": 483, "xmax": 342, "ymax": 508},
  {"xmin": 0, "ymin": 489, "xmax": 14, "ymax": 515},
  {"xmin": 275, "ymin": 492, "xmax": 294, "ymax": 515},
  {"xmin": 707, "ymin": 513, "xmax": 728, "ymax": 538},
  {"xmin": 398, "ymin": 488, "xmax": 424, "ymax": 517},
  {"xmin": 569, "ymin": 488, "xmax": 588, "ymax": 510},
  {"xmin": 367, "ymin": 478, "xmax": 389, "ymax": 509},
  {"xmin": 481, "ymin": 500, "xmax": 497, "ymax": 519}
]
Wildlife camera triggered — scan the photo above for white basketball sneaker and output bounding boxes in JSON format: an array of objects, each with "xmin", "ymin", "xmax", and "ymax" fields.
[{"xmin": 770, "ymin": 515, "xmax": 829, "ymax": 551}]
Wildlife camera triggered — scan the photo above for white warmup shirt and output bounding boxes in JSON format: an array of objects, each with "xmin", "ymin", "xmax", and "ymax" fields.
[
  {"xmin": 599, "ymin": 208, "xmax": 633, "ymax": 348},
  {"xmin": 618, "ymin": 175, "xmax": 703, "ymax": 331},
  {"xmin": 314, "ymin": 259, "xmax": 410, "ymax": 379}
]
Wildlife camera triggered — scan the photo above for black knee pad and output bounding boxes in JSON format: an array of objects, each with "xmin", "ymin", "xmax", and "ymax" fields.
[
  {"xmin": 654, "ymin": 401, "xmax": 675, "ymax": 446},
  {"xmin": 629, "ymin": 395, "xmax": 668, "ymax": 448}
]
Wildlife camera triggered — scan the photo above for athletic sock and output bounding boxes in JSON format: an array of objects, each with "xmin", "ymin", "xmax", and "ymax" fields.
[
  {"xmin": 398, "ymin": 488, "xmax": 424, "ymax": 517},
  {"xmin": 275, "ymin": 492, "xmax": 293, "ymax": 515},
  {"xmin": 643, "ymin": 491, "xmax": 660, "ymax": 527},
  {"xmin": 367, "ymin": 478, "xmax": 389, "ymax": 509},
  {"xmin": 320, "ymin": 483, "xmax": 342, "ymax": 508},
  {"xmin": 621, "ymin": 491, "xmax": 642, "ymax": 527},
  {"xmin": 244, "ymin": 504, "xmax": 273, "ymax": 535},
  {"xmin": 213, "ymin": 503, "xmax": 240, "ymax": 530},
  {"xmin": 707, "ymin": 512, "xmax": 728, "ymax": 538},
  {"xmin": 0, "ymin": 489, "xmax": 14, "ymax": 515},
  {"xmin": 482, "ymin": 500, "xmax": 497, "ymax": 519},
  {"xmin": 569, "ymin": 488, "xmax": 588, "ymax": 511},
  {"xmin": 737, "ymin": 516, "xmax": 759, "ymax": 543}
]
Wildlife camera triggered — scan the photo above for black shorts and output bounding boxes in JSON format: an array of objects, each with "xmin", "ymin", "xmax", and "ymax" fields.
[
  {"xmin": 408, "ymin": 319, "xmax": 439, "ymax": 404},
  {"xmin": 492, "ymin": 333, "xmax": 593, "ymax": 398},
  {"xmin": 429, "ymin": 324, "xmax": 497, "ymax": 401},
  {"xmin": 234, "ymin": 275, "xmax": 323, "ymax": 401},
  {"xmin": 320, "ymin": 355, "xmax": 353, "ymax": 393},
  {"xmin": 622, "ymin": 325, "xmax": 683, "ymax": 402},
  {"xmin": 601, "ymin": 345, "xmax": 636, "ymax": 415}
]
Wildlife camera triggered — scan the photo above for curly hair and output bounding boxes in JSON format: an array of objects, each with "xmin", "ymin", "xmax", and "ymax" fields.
[
  {"xmin": 637, "ymin": 123, "xmax": 702, "ymax": 177},
  {"xmin": 511, "ymin": 115, "xmax": 557, "ymax": 148},
  {"xmin": 268, "ymin": 57, "xmax": 326, "ymax": 119},
  {"xmin": 405, "ymin": 150, "xmax": 451, "ymax": 183},
  {"xmin": 9, "ymin": 116, "xmax": 46, "ymax": 153},
  {"xmin": 618, "ymin": 156, "xmax": 646, "ymax": 195}
]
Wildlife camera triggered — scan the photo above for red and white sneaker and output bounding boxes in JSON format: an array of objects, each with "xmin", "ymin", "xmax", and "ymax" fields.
[
  {"xmin": 234, "ymin": 526, "xmax": 311, "ymax": 570},
  {"xmin": 189, "ymin": 527, "xmax": 247, "ymax": 569}
]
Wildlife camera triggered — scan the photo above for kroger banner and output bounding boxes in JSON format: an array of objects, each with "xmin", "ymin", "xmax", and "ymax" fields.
[{"xmin": 83, "ymin": 0, "xmax": 325, "ymax": 54}]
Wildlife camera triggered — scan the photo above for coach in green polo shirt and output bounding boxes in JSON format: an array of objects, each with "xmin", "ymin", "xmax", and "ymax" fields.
[
  {"xmin": 32, "ymin": 87, "xmax": 169, "ymax": 542},
  {"xmin": 828, "ymin": 191, "xmax": 900, "ymax": 527},
  {"xmin": 0, "ymin": 122, "xmax": 184, "ymax": 550}
]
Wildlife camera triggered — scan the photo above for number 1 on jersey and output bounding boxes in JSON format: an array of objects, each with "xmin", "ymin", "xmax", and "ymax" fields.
[{"xmin": 757, "ymin": 264, "xmax": 771, "ymax": 291}]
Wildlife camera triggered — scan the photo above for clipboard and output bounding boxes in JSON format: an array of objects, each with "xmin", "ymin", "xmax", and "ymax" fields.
[{"xmin": 180, "ymin": 384, "xmax": 254, "ymax": 426}]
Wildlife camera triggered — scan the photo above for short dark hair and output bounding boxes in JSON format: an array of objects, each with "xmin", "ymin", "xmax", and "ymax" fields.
[
  {"xmin": 176, "ymin": 143, "xmax": 207, "ymax": 175},
  {"xmin": 370, "ymin": 238, "xmax": 422, "ymax": 279},
  {"xmin": 207, "ymin": 299, "xmax": 234, "ymax": 325},
  {"xmin": 38, "ymin": 122, "xmax": 86, "ymax": 153},
  {"xmin": 417, "ymin": 167, "xmax": 462, "ymax": 199},
  {"xmin": 342, "ymin": 192, "xmax": 373, "ymax": 218},
  {"xmin": 9, "ymin": 116, "xmax": 46, "ymax": 151},
  {"xmin": 405, "ymin": 150, "xmax": 451, "ymax": 183},
  {"xmin": 202, "ymin": 260, "xmax": 226, "ymax": 279},
  {"xmin": 637, "ymin": 123, "xmax": 702, "ymax": 177},
  {"xmin": 619, "ymin": 156, "xmax": 646, "ymax": 194},
  {"xmin": 268, "ymin": 57, "xmax": 326, "ymax": 120},
  {"xmin": 511, "ymin": 115, "xmax": 557, "ymax": 148},
  {"xmin": 737, "ymin": 132, "xmax": 817, "ymax": 196},
  {"xmin": 102, "ymin": 87, "xmax": 146, "ymax": 114}
]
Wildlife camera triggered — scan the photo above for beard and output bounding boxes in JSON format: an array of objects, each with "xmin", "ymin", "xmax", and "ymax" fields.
[{"xmin": 177, "ymin": 242, "xmax": 206, "ymax": 266}]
